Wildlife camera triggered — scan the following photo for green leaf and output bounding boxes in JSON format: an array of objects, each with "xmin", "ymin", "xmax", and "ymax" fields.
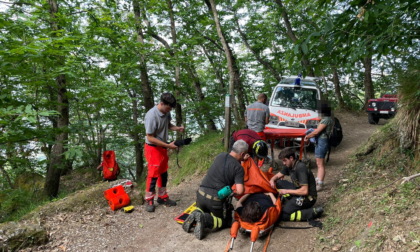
[
  {"xmin": 301, "ymin": 43, "xmax": 308, "ymax": 55},
  {"xmin": 294, "ymin": 44, "xmax": 300, "ymax": 54},
  {"xmin": 24, "ymin": 105, "xmax": 32, "ymax": 114}
]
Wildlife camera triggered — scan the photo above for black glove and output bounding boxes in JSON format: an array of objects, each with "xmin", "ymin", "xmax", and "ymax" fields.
[{"xmin": 174, "ymin": 138, "xmax": 192, "ymax": 147}]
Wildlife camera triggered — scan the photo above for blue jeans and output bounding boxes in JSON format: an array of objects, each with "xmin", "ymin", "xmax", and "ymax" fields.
[{"xmin": 315, "ymin": 137, "xmax": 329, "ymax": 158}]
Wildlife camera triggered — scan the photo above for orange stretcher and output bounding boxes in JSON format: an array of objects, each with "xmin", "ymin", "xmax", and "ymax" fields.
[
  {"xmin": 229, "ymin": 158, "xmax": 282, "ymax": 252},
  {"xmin": 263, "ymin": 128, "xmax": 307, "ymax": 161}
]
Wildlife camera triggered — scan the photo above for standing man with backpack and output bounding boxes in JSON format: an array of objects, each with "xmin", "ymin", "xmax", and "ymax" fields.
[
  {"xmin": 144, "ymin": 93, "xmax": 185, "ymax": 212},
  {"xmin": 245, "ymin": 93, "xmax": 270, "ymax": 140},
  {"xmin": 304, "ymin": 102, "xmax": 334, "ymax": 191}
]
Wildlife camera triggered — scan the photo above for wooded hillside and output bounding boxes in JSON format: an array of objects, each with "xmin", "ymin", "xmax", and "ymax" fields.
[{"xmin": 0, "ymin": 0, "xmax": 418, "ymax": 200}]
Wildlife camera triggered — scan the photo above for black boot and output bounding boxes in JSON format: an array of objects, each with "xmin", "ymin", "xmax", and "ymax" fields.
[
  {"xmin": 146, "ymin": 199, "xmax": 155, "ymax": 212},
  {"xmin": 182, "ymin": 210, "xmax": 199, "ymax": 233},
  {"xmin": 193, "ymin": 211, "xmax": 205, "ymax": 240},
  {"xmin": 313, "ymin": 207, "xmax": 324, "ymax": 218}
]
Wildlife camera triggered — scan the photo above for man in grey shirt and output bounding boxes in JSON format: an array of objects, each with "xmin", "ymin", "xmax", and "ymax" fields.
[
  {"xmin": 144, "ymin": 93, "xmax": 184, "ymax": 212},
  {"xmin": 245, "ymin": 93, "xmax": 270, "ymax": 140}
]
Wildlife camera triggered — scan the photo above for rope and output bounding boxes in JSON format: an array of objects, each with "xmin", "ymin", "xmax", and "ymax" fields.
[
  {"xmin": 176, "ymin": 131, "xmax": 184, "ymax": 169},
  {"xmin": 176, "ymin": 148, "xmax": 182, "ymax": 168}
]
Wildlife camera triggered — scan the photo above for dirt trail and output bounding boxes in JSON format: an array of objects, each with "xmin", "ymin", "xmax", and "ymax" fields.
[{"xmin": 25, "ymin": 112, "xmax": 383, "ymax": 252}]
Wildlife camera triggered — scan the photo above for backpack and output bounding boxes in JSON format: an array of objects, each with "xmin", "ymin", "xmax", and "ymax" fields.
[
  {"xmin": 101, "ymin": 150, "xmax": 120, "ymax": 181},
  {"xmin": 326, "ymin": 117, "xmax": 343, "ymax": 162},
  {"xmin": 329, "ymin": 117, "xmax": 343, "ymax": 147}
]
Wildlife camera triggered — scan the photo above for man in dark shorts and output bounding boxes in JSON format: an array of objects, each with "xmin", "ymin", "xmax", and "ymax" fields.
[
  {"xmin": 269, "ymin": 147, "xmax": 323, "ymax": 221},
  {"xmin": 144, "ymin": 93, "xmax": 185, "ymax": 212},
  {"xmin": 182, "ymin": 140, "xmax": 249, "ymax": 240}
]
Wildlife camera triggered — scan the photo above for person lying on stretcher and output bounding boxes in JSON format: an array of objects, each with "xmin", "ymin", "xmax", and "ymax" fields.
[{"xmin": 234, "ymin": 192, "xmax": 277, "ymax": 223}]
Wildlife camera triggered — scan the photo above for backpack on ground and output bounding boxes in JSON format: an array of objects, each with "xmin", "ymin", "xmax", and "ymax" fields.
[{"xmin": 326, "ymin": 117, "xmax": 343, "ymax": 162}]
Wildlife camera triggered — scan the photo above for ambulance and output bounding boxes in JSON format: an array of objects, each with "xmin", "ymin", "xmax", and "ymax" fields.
[{"xmin": 267, "ymin": 76, "xmax": 321, "ymax": 130}]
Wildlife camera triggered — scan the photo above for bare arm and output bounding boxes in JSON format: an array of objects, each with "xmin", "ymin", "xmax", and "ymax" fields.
[
  {"xmin": 305, "ymin": 123, "xmax": 327, "ymax": 140},
  {"xmin": 235, "ymin": 193, "xmax": 250, "ymax": 209},
  {"xmin": 269, "ymin": 172, "xmax": 285, "ymax": 188},
  {"xmin": 169, "ymin": 123, "xmax": 184, "ymax": 132},
  {"xmin": 235, "ymin": 183, "xmax": 244, "ymax": 195},
  {"xmin": 278, "ymin": 184, "xmax": 309, "ymax": 196}
]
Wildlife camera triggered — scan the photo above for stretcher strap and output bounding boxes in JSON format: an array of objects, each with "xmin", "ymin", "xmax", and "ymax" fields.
[
  {"xmin": 224, "ymin": 237, "xmax": 231, "ymax": 252},
  {"xmin": 263, "ymin": 227, "xmax": 274, "ymax": 252}
]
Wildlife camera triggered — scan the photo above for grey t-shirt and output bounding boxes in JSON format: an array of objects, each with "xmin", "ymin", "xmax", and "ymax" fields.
[
  {"xmin": 200, "ymin": 152, "xmax": 244, "ymax": 196},
  {"xmin": 246, "ymin": 101, "xmax": 270, "ymax": 132},
  {"xmin": 144, "ymin": 106, "xmax": 171, "ymax": 144}
]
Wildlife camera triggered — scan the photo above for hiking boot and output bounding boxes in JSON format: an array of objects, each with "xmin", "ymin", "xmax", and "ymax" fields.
[
  {"xmin": 193, "ymin": 211, "xmax": 205, "ymax": 240},
  {"xmin": 182, "ymin": 211, "xmax": 198, "ymax": 233},
  {"xmin": 157, "ymin": 197, "xmax": 177, "ymax": 206},
  {"xmin": 146, "ymin": 200, "xmax": 155, "ymax": 212},
  {"xmin": 313, "ymin": 207, "xmax": 324, "ymax": 218}
]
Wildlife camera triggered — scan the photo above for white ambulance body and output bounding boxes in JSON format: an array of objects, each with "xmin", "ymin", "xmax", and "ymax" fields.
[{"xmin": 267, "ymin": 76, "xmax": 321, "ymax": 130}]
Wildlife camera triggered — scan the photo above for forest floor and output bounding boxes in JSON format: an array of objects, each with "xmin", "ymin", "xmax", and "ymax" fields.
[{"xmin": 22, "ymin": 112, "xmax": 383, "ymax": 252}]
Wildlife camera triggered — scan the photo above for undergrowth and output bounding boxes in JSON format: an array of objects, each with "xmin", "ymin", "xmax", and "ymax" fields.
[
  {"xmin": 0, "ymin": 189, "xmax": 48, "ymax": 223},
  {"xmin": 319, "ymin": 120, "xmax": 420, "ymax": 251},
  {"xmin": 0, "ymin": 168, "xmax": 100, "ymax": 223},
  {"xmin": 169, "ymin": 131, "xmax": 224, "ymax": 185},
  {"xmin": 1, "ymin": 132, "xmax": 224, "ymax": 223}
]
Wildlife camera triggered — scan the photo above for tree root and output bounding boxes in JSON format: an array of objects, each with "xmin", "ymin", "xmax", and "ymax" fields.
[{"xmin": 401, "ymin": 173, "xmax": 420, "ymax": 184}]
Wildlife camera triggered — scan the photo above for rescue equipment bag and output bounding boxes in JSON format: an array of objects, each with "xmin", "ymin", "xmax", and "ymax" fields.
[{"xmin": 101, "ymin": 150, "xmax": 120, "ymax": 180}]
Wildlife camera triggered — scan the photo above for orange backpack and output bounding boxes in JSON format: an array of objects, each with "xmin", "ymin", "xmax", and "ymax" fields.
[{"xmin": 101, "ymin": 150, "xmax": 120, "ymax": 180}]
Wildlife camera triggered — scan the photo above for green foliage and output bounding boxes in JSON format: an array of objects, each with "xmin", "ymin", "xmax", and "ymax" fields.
[
  {"xmin": 321, "ymin": 111, "xmax": 419, "ymax": 251},
  {"xmin": 0, "ymin": 0, "xmax": 418, "ymax": 198},
  {"xmin": 169, "ymin": 131, "xmax": 224, "ymax": 185},
  {"xmin": 0, "ymin": 189, "xmax": 47, "ymax": 223},
  {"xmin": 397, "ymin": 59, "xmax": 420, "ymax": 111}
]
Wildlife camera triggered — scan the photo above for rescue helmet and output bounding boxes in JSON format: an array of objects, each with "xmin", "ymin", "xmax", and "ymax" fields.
[{"xmin": 252, "ymin": 140, "xmax": 268, "ymax": 158}]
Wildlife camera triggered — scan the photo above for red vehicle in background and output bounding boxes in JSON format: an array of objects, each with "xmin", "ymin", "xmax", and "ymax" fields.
[{"xmin": 366, "ymin": 94, "xmax": 398, "ymax": 124}]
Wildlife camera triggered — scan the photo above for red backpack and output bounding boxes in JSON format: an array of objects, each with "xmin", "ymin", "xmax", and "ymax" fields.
[{"xmin": 101, "ymin": 150, "xmax": 120, "ymax": 180}]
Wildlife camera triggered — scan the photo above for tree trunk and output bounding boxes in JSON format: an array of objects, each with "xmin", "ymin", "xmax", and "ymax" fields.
[
  {"xmin": 231, "ymin": 52, "xmax": 246, "ymax": 128},
  {"xmin": 332, "ymin": 67, "xmax": 346, "ymax": 109},
  {"xmin": 207, "ymin": 0, "xmax": 236, "ymax": 150},
  {"xmin": 130, "ymin": 97, "xmax": 144, "ymax": 184},
  {"xmin": 0, "ymin": 159, "xmax": 14, "ymax": 189},
  {"xmin": 187, "ymin": 65, "xmax": 217, "ymax": 131},
  {"xmin": 133, "ymin": 0, "xmax": 153, "ymax": 180},
  {"xmin": 275, "ymin": 0, "xmax": 314, "ymax": 76},
  {"xmin": 44, "ymin": 0, "xmax": 69, "ymax": 198},
  {"xmin": 45, "ymin": 74, "xmax": 69, "ymax": 198},
  {"xmin": 167, "ymin": 0, "xmax": 183, "ymax": 137},
  {"xmin": 133, "ymin": 0, "xmax": 154, "ymax": 111},
  {"xmin": 362, "ymin": 56, "xmax": 375, "ymax": 110}
]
